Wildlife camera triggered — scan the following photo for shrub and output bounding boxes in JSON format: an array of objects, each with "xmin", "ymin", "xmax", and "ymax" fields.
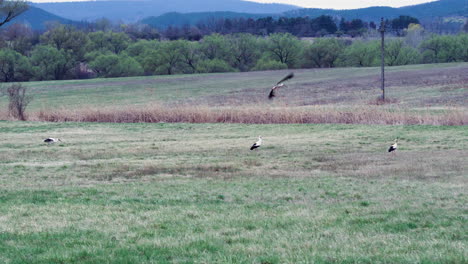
[
  {"xmin": 90, "ymin": 54, "xmax": 143, "ymax": 77},
  {"xmin": 252, "ymin": 57, "xmax": 288, "ymax": 71},
  {"xmin": 420, "ymin": 35, "xmax": 464, "ymax": 63},
  {"xmin": 0, "ymin": 49, "xmax": 32, "ymax": 82},
  {"xmin": 30, "ymin": 45, "xmax": 74, "ymax": 80},
  {"xmin": 385, "ymin": 39, "xmax": 421, "ymax": 66},
  {"xmin": 303, "ymin": 38, "xmax": 345, "ymax": 68},
  {"xmin": 266, "ymin": 33, "xmax": 303, "ymax": 68},
  {"xmin": 338, "ymin": 40, "xmax": 379, "ymax": 67},
  {"xmin": 2, "ymin": 84, "xmax": 33, "ymax": 121},
  {"xmin": 196, "ymin": 59, "xmax": 236, "ymax": 73}
]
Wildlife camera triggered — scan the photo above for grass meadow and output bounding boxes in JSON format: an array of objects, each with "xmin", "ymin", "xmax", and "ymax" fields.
[
  {"xmin": 0, "ymin": 62, "xmax": 467, "ymax": 120},
  {"xmin": 0, "ymin": 122, "xmax": 466, "ymax": 263},
  {"xmin": 0, "ymin": 63, "xmax": 467, "ymax": 263}
]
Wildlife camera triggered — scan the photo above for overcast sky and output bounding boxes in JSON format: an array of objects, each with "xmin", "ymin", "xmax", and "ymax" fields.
[
  {"xmin": 248, "ymin": 0, "xmax": 437, "ymax": 9},
  {"xmin": 29, "ymin": 0, "xmax": 438, "ymax": 9}
]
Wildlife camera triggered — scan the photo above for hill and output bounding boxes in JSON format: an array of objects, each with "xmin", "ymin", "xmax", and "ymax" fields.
[
  {"xmin": 284, "ymin": 0, "xmax": 467, "ymax": 22},
  {"xmin": 31, "ymin": 0, "xmax": 467, "ymax": 27},
  {"xmin": 32, "ymin": 0, "xmax": 297, "ymax": 22},
  {"xmin": 400, "ymin": 0, "xmax": 468, "ymax": 19},
  {"xmin": 143, "ymin": 0, "xmax": 467, "ymax": 28},
  {"xmin": 141, "ymin": 11, "xmax": 269, "ymax": 28},
  {"xmin": 6, "ymin": 6, "xmax": 77, "ymax": 30}
]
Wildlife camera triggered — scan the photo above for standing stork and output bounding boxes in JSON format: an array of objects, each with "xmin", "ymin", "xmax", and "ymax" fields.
[
  {"xmin": 44, "ymin": 138, "xmax": 61, "ymax": 144},
  {"xmin": 250, "ymin": 136, "xmax": 262, "ymax": 150},
  {"xmin": 268, "ymin": 72, "xmax": 294, "ymax": 99},
  {"xmin": 388, "ymin": 139, "xmax": 398, "ymax": 153}
]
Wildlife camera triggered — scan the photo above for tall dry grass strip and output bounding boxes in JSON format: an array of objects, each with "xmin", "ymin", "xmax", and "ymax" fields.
[
  {"xmin": 34, "ymin": 105, "xmax": 468, "ymax": 125},
  {"xmin": 0, "ymin": 110, "xmax": 9, "ymax": 120}
]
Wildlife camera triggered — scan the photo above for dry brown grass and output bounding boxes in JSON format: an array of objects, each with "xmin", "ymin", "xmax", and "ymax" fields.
[
  {"xmin": 0, "ymin": 109, "xmax": 8, "ymax": 120},
  {"xmin": 368, "ymin": 97, "xmax": 400, "ymax": 105},
  {"xmin": 33, "ymin": 104, "xmax": 467, "ymax": 125}
]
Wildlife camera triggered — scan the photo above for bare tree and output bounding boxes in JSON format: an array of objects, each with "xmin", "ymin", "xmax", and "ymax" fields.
[
  {"xmin": 0, "ymin": 0, "xmax": 28, "ymax": 28},
  {"xmin": 1, "ymin": 83, "xmax": 32, "ymax": 120}
]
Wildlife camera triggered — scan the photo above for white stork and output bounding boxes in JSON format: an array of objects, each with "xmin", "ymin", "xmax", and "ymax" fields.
[
  {"xmin": 388, "ymin": 139, "xmax": 398, "ymax": 153},
  {"xmin": 269, "ymin": 72, "xmax": 294, "ymax": 99},
  {"xmin": 250, "ymin": 136, "xmax": 262, "ymax": 150},
  {"xmin": 44, "ymin": 138, "xmax": 61, "ymax": 144}
]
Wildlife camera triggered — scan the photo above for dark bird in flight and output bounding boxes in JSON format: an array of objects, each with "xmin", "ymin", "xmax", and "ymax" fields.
[
  {"xmin": 388, "ymin": 139, "xmax": 398, "ymax": 153},
  {"xmin": 268, "ymin": 73, "xmax": 294, "ymax": 99},
  {"xmin": 250, "ymin": 136, "xmax": 262, "ymax": 150}
]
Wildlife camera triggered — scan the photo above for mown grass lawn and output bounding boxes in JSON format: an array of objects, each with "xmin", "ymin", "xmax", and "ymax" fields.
[{"xmin": 0, "ymin": 121, "xmax": 466, "ymax": 263}]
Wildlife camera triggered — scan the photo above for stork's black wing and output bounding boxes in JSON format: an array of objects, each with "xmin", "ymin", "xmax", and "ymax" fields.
[
  {"xmin": 276, "ymin": 73, "xmax": 294, "ymax": 85},
  {"xmin": 268, "ymin": 88, "xmax": 276, "ymax": 99},
  {"xmin": 250, "ymin": 144, "xmax": 260, "ymax": 150}
]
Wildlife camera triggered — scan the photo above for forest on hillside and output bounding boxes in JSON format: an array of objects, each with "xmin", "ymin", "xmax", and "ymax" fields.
[{"xmin": 151, "ymin": 15, "xmax": 427, "ymax": 39}]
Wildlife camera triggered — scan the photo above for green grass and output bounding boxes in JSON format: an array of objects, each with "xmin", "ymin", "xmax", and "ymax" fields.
[
  {"xmin": 0, "ymin": 62, "xmax": 466, "ymax": 262},
  {"xmin": 1, "ymin": 62, "xmax": 466, "ymax": 111},
  {"xmin": 0, "ymin": 121, "xmax": 466, "ymax": 263}
]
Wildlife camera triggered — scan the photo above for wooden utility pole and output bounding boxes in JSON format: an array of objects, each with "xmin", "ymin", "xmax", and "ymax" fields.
[{"xmin": 379, "ymin": 17, "xmax": 386, "ymax": 101}]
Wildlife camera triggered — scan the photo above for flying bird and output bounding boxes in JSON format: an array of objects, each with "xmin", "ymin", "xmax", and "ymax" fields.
[
  {"xmin": 388, "ymin": 139, "xmax": 398, "ymax": 153},
  {"xmin": 250, "ymin": 136, "xmax": 262, "ymax": 150},
  {"xmin": 44, "ymin": 138, "xmax": 61, "ymax": 144},
  {"xmin": 268, "ymin": 72, "xmax": 294, "ymax": 99}
]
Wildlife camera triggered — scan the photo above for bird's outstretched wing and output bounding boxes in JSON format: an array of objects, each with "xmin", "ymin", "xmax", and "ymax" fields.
[
  {"xmin": 276, "ymin": 73, "xmax": 294, "ymax": 85},
  {"xmin": 269, "ymin": 73, "xmax": 294, "ymax": 99},
  {"xmin": 268, "ymin": 87, "xmax": 277, "ymax": 99},
  {"xmin": 268, "ymin": 84, "xmax": 286, "ymax": 99}
]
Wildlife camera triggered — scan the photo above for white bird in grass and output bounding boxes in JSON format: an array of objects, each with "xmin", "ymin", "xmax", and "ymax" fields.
[
  {"xmin": 388, "ymin": 139, "xmax": 398, "ymax": 153},
  {"xmin": 250, "ymin": 136, "xmax": 262, "ymax": 150},
  {"xmin": 44, "ymin": 138, "xmax": 61, "ymax": 144},
  {"xmin": 268, "ymin": 72, "xmax": 294, "ymax": 99}
]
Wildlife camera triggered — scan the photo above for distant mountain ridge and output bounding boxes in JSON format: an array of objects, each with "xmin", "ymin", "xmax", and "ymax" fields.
[
  {"xmin": 12, "ymin": 0, "xmax": 468, "ymax": 31},
  {"xmin": 141, "ymin": 0, "xmax": 467, "ymax": 29},
  {"xmin": 141, "ymin": 11, "xmax": 271, "ymax": 28},
  {"xmin": 7, "ymin": 6, "xmax": 76, "ymax": 30},
  {"xmin": 32, "ymin": 0, "xmax": 298, "ymax": 22},
  {"xmin": 283, "ymin": 0, "xmax": 467, "ymax": 22}
]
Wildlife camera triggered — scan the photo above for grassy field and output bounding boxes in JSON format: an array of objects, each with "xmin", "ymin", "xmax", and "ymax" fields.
[
  {"xmin": 1, "ymin": 63, "xmax": 466, "ymax": 125},
  {"xmin": 0, "ymin": 121, "xmax": 466, "ymax": 263},
  {"xmin": 0, "ymin": 63, "xmax": 467, "ymax": 262},
  {"xmin": 0, "ymin": 62, "xmax": 466, "ymax": 111}
]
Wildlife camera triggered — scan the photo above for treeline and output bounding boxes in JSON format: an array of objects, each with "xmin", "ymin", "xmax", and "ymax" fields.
[
  {"xmin": 166, "ymin": 15, "xmax": 339, "ymax": 40},
  {"xmin": 0, "ymin": 23, "xmax": 467, "ymax": 82},
  {"xmin": 163, "ymin": 15, "xmax": 423, "ymax": 40}
]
